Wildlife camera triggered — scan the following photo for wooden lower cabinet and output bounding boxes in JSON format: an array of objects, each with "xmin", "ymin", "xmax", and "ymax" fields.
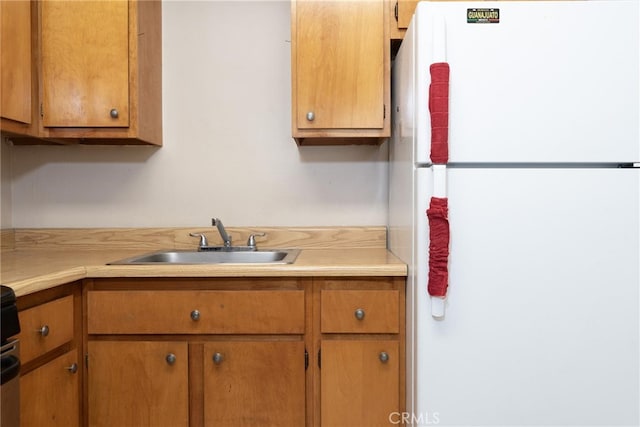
[
  {"xmin": 86, "ymin": 340, "xmax": 305, "ymax": 427},
  {"xmin": 20, "ymin": 349, "xmax": 81, "ymax": 427},
  {"xmin": 17, "ymin": 283, "xmax": 82, "ymax": 427},
  {"xmin": 85, "ymin": 278, "xmax": 310, "ymax": 427},
  {"xmin": 87, "ymin": 341, "xmax": 189, "ymax": 427},
  {"xmin": 203, "ymin": 341, "xmax": 306, "ymax": 426},
  {"xmin": 84, "ymin": 276, "xmax": 405, "ymax": 426},
  {"xmin": 321, "ymin": 340, "xmax": 399, "ymax": 427},
  {"xmin": 316, "ymin": 278, "xmax": 405, "ymax": 427}
]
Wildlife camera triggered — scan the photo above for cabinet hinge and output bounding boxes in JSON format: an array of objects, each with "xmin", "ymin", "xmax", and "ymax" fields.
[
  {"xmin": 318, "ymin": 349, "xmax": 321, "ymax": 369},
  {"xmin": 305, "ymin": 349, "xmax": 309, "ymax": 371},
  {"xmin": 40, "ymin": 103, "xmax": 44, "ymax": 118},
  {"xmin": 384, "ymin": 104, "xmax": 386, "ymax": 120},
  {"xmin": 394, "ymin": 2, "xmax": 399, "ymax": 21},
  {"xmin": 85, "ymin": 353, "xmax": 89, "ymax": 368}
]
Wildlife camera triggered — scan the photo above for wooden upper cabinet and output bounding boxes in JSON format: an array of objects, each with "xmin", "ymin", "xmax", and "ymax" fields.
[
  {"xmin": 41, "ymin": 0, "xmax": 130, "ymax": 128},
  {"xmin": 0, "ymin": 0, "xmax": 34, "ymax": 133},
  {"xmin": 37, "ymin": 0, "xmax": 162, "ymax": 145},
  {"xmin": 387, "ymin": 0, "xmax": 419, "ymax": 40},
  {"xmin": 397, "ymin": 0, "xmax": 417, "ymax": 29},
  {"xmin": 291, "ymin": 0, "xmax": 390, "ymax": 145},
  {"xmin": 1, "ymin": 0, "xmax": 162, "ymax": 145}
]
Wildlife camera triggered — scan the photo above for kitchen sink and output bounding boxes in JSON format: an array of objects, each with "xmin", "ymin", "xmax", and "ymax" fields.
[{"xmin": 108, "ymin": 248, "xmax": 300, "ymax": 265}]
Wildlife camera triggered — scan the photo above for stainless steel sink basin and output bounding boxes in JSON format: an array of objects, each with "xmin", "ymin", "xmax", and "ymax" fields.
[{"xmin": 108, "ymin": 249, "xmax": 300, "ymax": 265}]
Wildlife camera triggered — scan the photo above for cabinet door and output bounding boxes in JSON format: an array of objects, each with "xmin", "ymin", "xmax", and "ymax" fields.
[
  {"xmin": 396, "ymin": 0, "xmax": 419, "ymax": 30},
  {"xmin": 294, "ymin": 0, "xmax": 384, "ymax": 131},
  {"xmin": 20, "ymin": 349, "xmax": 80, "ymax": 427},
  {"xmin": 0, "ymin": 0, "xmax": 32, "ymax": 124},
  {"xmin": 88, "ymin": 341, "xmax": 189, "ymax": 427},
  {"xmin": 204, "ymin": 341, "xmax": 306, "ymax": 426},
  {"xmin": 321, "ymin": 340, "xmax": 399, "ymax": 427},
  {"xmin": 41, "ymin": 0, "xmax": 129, "ymax": 127}
]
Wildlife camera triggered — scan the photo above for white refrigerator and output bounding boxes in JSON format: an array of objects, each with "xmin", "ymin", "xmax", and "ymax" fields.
[{"xmin": 387, "ymin": 1, "xmax": 639, "ymax": 426}]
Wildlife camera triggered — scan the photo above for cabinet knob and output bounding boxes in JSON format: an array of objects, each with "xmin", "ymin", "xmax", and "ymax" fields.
[
  {"xmin": 110, "ymin": 108, "xmax": 119, "ymax": 119},
  {"xmin": 212, "ymin": 352, "xmax": 224, "ymax": 365},
  {"xmin": 354, "ymin": 308, "xmax": 365, "ymax": 320},
  {"xmin": 37, "ymin": 325, "xmax": 50, "ymax": 337},
  {"xmin": 306, "ymin": 111, "xmax": 315, "ymax": 121},
  {"xmin": 379, "ymin": 352, "xmax": 389, "ymax": 363},
  {"xmin": 190, "ymin": 310, "xmax": 201, "ymax": 321},
  {"xmin": 66, "ymin": 363, "xmax": 78, "ymax": 374},
  {"xmin": 166, "ymin": 353, "xmax": 177, "ymax": 365}
]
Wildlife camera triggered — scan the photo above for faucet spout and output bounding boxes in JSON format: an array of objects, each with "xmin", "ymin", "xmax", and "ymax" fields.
[{"xmin": 211, "ymin": 218, "xmax": 232, "ymax": 247}]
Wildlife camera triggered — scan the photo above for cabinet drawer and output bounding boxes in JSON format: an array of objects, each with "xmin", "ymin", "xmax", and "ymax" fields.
[
  {"xmin": 18, "ymin": 295, "xmax": 75, "ymax": 364},
  {"xmin": 87, "ymin": 290, "xmax": 305, "ymax": 335},
  {"xmin": 321, "ymin": 290, "xmax": 399, "ymax": 333}
]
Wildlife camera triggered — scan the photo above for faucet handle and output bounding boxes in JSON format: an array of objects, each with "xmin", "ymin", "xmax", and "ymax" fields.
[
  {"xmin": 247, "ymin": 233, "xmax": 266, "ymax": 249},
  {"xmin": 189, "ymin": 233, "xmax": 209, "ymax": 248}
]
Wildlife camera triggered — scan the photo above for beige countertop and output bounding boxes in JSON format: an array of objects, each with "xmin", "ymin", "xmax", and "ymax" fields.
[{"xmin": 1, "ymin": 247, "xmax": 407, "ymax": 297}]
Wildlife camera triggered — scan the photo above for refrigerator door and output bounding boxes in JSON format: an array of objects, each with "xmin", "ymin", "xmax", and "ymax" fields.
[
  {"xmin": 413, "ymin": 1, "xmax": 640, "ymax": 164},
  {"xmin": 413, "ymin": 166, "xmax": 639, "ymax": 426}
]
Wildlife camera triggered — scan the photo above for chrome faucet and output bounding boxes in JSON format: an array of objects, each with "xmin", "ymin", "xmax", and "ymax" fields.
[{"xmin": 212, "ymin": 218, "xmax": 232, "ymax": 247}]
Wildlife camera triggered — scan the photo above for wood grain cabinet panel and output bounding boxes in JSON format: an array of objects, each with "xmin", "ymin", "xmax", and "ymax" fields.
[
  {"xmin": 393, "ymin": 0, "xmax": 419, "ymax": 34},
  {"xmin": 85, "ymin": 276, "xmax": 404, "ymax": 426},
  {"xmin": 2, "ymin": 0, "xmax": 162, "ymax": 145},
  {"xmin": 0, "ymin": 0, "xmax": 32, "ymax": 125},
  {"xmin": 316, "ymin": 278, "xmax": 405, "ymax": 426},
  {"xmin": 17, "ymin": 283, "xmax": 82, "ymax": 427},
  {"xmin": 87, "ymin": 289, "xmax": 305, "ymax": 334},
  {"xmin": 291, "ymin": 0, "xmax": 390, "ymax": 144},
  {"xmin": 41, "ymin": 0, "xmax": 129, "ymax": 128},
  {"xmin": 20, "ymin": 349, "xmax": 80, "ymax": 427},
  {"xmin": 18, "ymin": 294, "xmax": 74, "ymax": 364},
  {"xmin": 87, "ymin": 341, "xmax": 189, "ymax": 427},
  {"xmin": 85, "ymin": 278, "xmax": 310, "ymax": 426},
  {"xmin": 321, "ymin": 289, "xmax": 399, "ymax": 333},
  {"xmin": 321, "ymin": 340, "xmax": 399, "ymax": 427},
  {"xmin": 203, "ymin": 341, "xmax": 306, "ymax": 426},
  {"xmin": 38, "ymin": 0, "xmax": 162, "ymax": 144}
]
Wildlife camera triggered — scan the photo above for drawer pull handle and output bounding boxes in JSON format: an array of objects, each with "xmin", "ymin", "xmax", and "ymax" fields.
[
  {"xmin": 166, "ymin": 353, "xmax": 177, "ymax": 365},
  {"xmin": 379, "ymin": 352, "xmax": 389, "ymax": 364},
  {"xmin": 110, "ymin": 108, "xmax": 119, "ymax": 119},
  {"xmin": 212, "ymin": 352, "xmax": 224, "ymax": 365},
  {"xmin": 66, "ymin": 363, "xmax": 78, "ymax": 374},
  {"xmin": 190, "ymin": 310, "xmax": 201, "ymax": 321},
  {"xmin": 37, "ymin": 325, "xmax": 50, "ymax": 337},
  {"xmin": 354, "ymin": 308, "xmax": 365, "ymax": 321}
]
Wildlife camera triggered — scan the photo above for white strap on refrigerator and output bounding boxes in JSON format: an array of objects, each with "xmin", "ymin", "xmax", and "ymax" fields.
[
  {"xmin": 431, "ymin": 165, "xmax": 447, "ymax": 319},
  {"xmin": 432, "ymin": 15, "xmax": 447, "ymax": 63},
  {"xmin": 432, "ymin": 165, "xmax": 447, "ymax": 198}
]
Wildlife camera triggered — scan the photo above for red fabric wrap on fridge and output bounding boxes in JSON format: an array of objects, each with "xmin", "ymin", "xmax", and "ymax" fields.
[
  {"xmin": 429, "ymin": 63, "xmax": 450, "ymax": 164},
  {"xmin": 427, "ymin": 197, "xmax": 450, "ymax": 297}
]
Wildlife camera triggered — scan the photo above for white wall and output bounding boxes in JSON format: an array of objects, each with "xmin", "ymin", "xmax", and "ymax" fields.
[
  {"xmin": 1, "ymin": 140, "xmax": 12, "ymax": 228},
  {"xmin": 7, "ymin": 0, "xmax": 389, "ymax": 228}
]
